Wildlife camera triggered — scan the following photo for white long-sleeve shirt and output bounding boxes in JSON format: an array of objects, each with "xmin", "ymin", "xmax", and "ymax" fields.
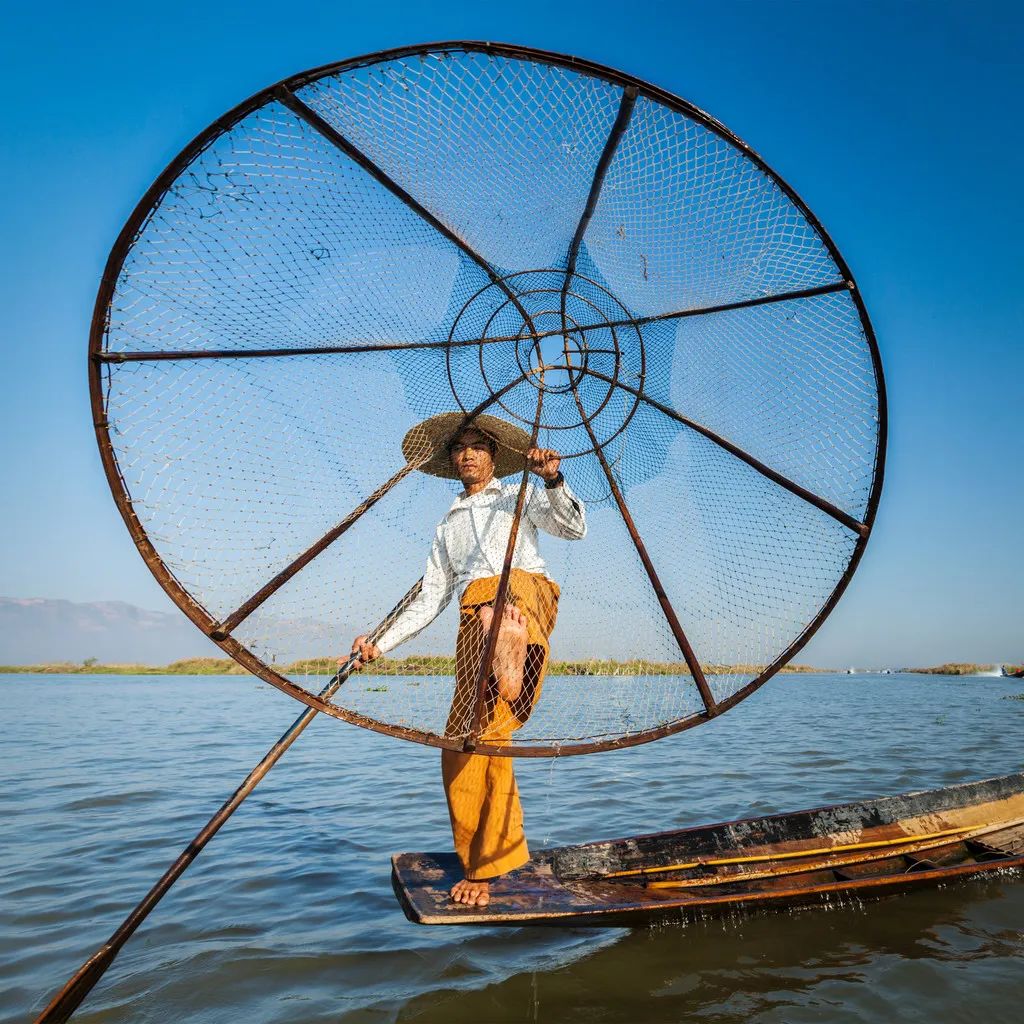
[{"xmin": 375, "ymin": 476, "xmax": 587, "ymax": 653}]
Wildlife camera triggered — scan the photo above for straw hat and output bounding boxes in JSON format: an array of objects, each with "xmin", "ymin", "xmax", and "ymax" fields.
[{"xmin": 402, "ymin": 412, "xmax": 532, "ymax": 479}]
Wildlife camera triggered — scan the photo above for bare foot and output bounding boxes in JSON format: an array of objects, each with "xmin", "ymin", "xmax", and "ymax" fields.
[
  {"xmin": 478, "ymin": 604, "xmax": 529, "ymax": 700},
  {"xmin": 450, "ymin": 877, "xmax": 490, "ymax": 907}
]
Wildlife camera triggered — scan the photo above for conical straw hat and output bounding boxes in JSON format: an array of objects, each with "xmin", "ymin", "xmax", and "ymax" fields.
[{"xmin": 401, "ymin": 412, "xmax": 532, "ymax": 479}]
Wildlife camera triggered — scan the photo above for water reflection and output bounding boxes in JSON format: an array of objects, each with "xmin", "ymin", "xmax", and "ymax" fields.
[{"xmin": 395, "ymin": 881, "xmax": 1022, "ymax": 1023}]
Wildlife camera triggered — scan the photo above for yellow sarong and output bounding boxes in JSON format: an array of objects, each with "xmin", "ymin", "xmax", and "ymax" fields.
[{"xmin": 441, "ymin": 569, "xmax": 560, "ymax": 880}]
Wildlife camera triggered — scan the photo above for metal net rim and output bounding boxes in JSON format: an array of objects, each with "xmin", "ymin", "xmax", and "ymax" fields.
[{"xmin": 88, "ymin": 40, "xmax": 888, "ymax": 757}]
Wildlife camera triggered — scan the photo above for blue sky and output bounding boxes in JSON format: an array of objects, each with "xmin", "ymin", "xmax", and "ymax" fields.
[{"xmin": 1, "ymin": 1, "xmax": 1021, "ymax": 667}]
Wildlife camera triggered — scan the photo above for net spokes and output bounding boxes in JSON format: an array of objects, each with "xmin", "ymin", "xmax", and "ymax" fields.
[{"xmin": 91, "ymin": 43, "xmax": 884, "ymax": 755}]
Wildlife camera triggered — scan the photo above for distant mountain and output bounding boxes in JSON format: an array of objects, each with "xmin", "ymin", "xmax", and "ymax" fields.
[{"xmin": 0, "ymin": 597, "xmax": 221, "ymax": 665}]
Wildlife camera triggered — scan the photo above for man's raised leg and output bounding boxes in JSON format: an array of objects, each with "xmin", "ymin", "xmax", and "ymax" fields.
[{"xmin": 478, "ymin": 604, "xmax": 529, "ymax": 701}]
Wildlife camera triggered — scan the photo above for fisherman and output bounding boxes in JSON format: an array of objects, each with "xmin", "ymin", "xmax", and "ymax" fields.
[{"xmin": 348, "ymin": 412, "xmax": 586, "ymax": 907}]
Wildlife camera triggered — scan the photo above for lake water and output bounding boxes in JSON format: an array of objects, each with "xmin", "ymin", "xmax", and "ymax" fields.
[{"xmin": 3, "ymin": 672, "xmax": 1023, "ymax": 1023}]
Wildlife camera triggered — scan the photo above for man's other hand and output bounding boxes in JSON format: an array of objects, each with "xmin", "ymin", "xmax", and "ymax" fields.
[
  {"xmin": 345, "ymin": 635, "xmax": 381, "ymax": 669},
  {"xmin": 527, "ymin": 447, "xmax": 561, "ymax": 481}
]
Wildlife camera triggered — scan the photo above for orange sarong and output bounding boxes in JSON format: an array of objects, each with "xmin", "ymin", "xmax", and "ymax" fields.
[{"xmin": 441, "ymin": 569, "xmax": 560, "ymax": 880}]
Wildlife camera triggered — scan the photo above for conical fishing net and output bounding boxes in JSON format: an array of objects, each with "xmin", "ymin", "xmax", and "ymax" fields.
[{"xmin": 92, "ymin": 43, "xmax": 885, "ymax": 756}]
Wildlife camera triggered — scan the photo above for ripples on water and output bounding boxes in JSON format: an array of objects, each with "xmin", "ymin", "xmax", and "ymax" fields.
[{"xmin": 2, "ymin": 673, "xmax": 1022, "ymax": 1023}]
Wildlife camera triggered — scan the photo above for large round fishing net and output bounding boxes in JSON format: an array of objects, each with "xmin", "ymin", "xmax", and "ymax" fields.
[{"xmin": 91, "ymin": 42, "xmax": 885, "ymax": 756}]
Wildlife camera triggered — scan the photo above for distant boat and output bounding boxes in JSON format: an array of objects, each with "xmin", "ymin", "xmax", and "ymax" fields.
[{"xmin": 1001, "ymin": 665, "xmax": 1024, "ymax": 679}]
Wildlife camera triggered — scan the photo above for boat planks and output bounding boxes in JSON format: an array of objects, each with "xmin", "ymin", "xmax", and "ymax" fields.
[{"xmin": 392, "ymin": 773, "xmax": 1024, "ymax": 927}]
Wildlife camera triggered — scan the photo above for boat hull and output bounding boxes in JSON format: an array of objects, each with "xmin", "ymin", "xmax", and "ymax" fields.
[{"xmin": 391, "ymin": 773, "xmax": 1024, "ymax": 927}]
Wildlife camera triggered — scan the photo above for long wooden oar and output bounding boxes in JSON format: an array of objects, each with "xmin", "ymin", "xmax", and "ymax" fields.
[{"xmin": 33, "ymin": 580, "xmax": 424, "ymax": 1024}]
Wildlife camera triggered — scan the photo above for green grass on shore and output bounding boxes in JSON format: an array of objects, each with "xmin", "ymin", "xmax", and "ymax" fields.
[
  {"xmin": 0, "ymin": 658, "xmax": 1010, "ymax": 677},
  {"xmin": 0, "ymin": 657, "xmax": 250, "ymax": 675},
  {"xmin": 901, "ymin": 663, "xmax": 1000, "ymax": 675},
  {"xmin": 1, "ymin": 655, "xmax": 824, "ymax": 676}
]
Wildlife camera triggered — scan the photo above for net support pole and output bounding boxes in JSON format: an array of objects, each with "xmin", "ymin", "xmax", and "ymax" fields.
[
  {"xmin": 211, "ymin": 373, "xmax": 534, "ymax": 638},
  {"xmin": 275, "ymin": 85, "xmax": 539, "ymax": 338},
  {"xmin": 558, "ymin": 84, "xmax": 637, "ymax": 375},
  {"xmin": 579, "ymin": 368, "xmax": 868, "ymax": 536},
  {"xmin": 96, "ymin": 331, "xmax": 526, "ymax": 363},
  {"xmin": 463, "ymin": 387, "xmax": 546, "ymax": 751},
  {"xmin": 592, "ymin": 447, "xmax": 717, "ymax": 714},
  {"xmin": 555, "ymin": 82, "xmax": 716, "ymax": 716},
  {"xmin": 564, "ymin": 85, "xmax": 637, "ymax": 282},
  {"xmin": 212, "ymin": 463, "xmax": 424, "ymax": 638},
  {"xmin": 574, "ymin": 280, "xmax": 851, "ymax": 335},
  {"xmin": 562, "ymin": 345, "xmax": 718, "ymax": 714},
  {"xmin": 31, "ymin": 580, "xmax": 425, "ymax": 1024},
  {"xmin": 96, "ymin": 282, "xmax": 851, "ymax": 365}
]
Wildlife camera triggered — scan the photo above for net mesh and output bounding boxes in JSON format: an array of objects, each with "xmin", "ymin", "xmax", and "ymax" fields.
[{"xmin": 95, "ymin": 45, "xmax": 883, "ymax": 754}]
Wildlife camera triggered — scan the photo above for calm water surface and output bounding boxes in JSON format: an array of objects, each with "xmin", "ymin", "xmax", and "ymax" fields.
[{"xmin": 2, "ymin": 673, "xmax": 1022, "ymax": 1023}]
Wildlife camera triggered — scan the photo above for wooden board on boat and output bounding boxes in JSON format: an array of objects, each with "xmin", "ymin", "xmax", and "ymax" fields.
[{"xmin": 392, "ymin": 773, "xmax": 1024, "ymax": 927}]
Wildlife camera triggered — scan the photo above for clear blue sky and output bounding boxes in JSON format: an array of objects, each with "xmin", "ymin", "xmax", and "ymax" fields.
[{"xmin": 1, "ymin": 1, "xmax": 1021, "ymax": 667}]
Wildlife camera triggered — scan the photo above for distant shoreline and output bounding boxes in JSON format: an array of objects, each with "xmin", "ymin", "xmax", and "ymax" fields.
[{"xmin": 0, "ymin": 658, "xmax": 1015, "ymax": 677}]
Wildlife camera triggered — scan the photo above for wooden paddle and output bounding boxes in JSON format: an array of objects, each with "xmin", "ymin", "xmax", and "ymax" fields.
[{"xmin": 32, "ymin": 579, "xmax": 424, "ymax": 1024}]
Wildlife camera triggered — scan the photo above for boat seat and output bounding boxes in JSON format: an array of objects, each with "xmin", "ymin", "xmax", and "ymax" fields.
[{"xmin": 965, "ymin": 839, "xmax": 1010, "ymax": 862}]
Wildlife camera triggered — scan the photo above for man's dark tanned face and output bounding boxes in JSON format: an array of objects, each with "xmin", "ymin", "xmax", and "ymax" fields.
[{"xmin": 449, "ymin": 428, "xmax": 496, "ymax": 488}]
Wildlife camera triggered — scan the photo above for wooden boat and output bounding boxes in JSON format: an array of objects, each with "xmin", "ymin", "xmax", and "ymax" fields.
[{"xmin": 392, "ymin": 773, "xmax": 1024, "ymax": 927}]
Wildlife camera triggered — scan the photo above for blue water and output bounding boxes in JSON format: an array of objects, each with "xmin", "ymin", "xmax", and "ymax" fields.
[{"xmin": 2, "ymin": 672, "xmax": 1022, "ymax": 1023}]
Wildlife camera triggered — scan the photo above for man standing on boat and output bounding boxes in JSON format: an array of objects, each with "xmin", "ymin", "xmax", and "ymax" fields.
[{"xmin": 348, "ymin": 413, "xmax": 587, "ymax": 907}]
